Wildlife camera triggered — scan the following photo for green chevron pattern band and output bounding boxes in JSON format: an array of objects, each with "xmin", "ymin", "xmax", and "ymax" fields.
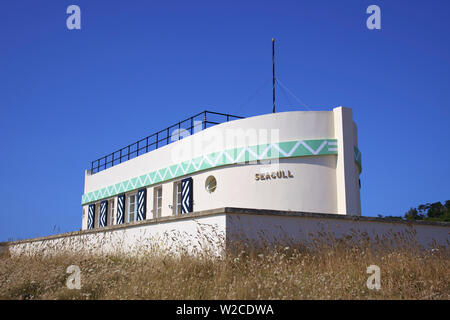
[{"xmin": 81, "ymin": 139, "xmax": 346, "ymax": 205}]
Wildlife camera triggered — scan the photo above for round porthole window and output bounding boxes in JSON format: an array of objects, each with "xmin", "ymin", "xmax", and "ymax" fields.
[{"xmin": 205, "ymin": 176, "xmax": 217, "ymax": 193}]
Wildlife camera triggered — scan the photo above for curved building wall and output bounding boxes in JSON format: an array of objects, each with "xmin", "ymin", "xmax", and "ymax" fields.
[
  {"xmin": 190, "ymin": 156, "xmax": 338, "ymax": 213},
  {"xmin": 81, "ymin": 107, "xmax": 361, "ymax": 230}
]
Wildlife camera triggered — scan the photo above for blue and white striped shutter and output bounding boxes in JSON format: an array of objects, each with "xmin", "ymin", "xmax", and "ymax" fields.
[
  {"xmin": 181, "ymin": 177, "xmax": 193, "ymax": 214},
  {"xmin": 99, "ymin": 200, "xmax": 108, "ymax": 227},
  {"xmin": 87, "ymin": 204, "xmax": 95, "ymax": 229},
  {"xmin": 137, "ymin": 188, "xmax": 147, "ymax": 221},
  {"xmin": 116, "ymin": 194, "xmax": 125, "ymax": 224}
]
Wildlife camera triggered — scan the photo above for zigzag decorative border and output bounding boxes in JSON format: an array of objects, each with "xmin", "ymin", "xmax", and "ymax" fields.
[{"xmin": 81, "ymin": 139, "xmax": 340, "ymax": 205}]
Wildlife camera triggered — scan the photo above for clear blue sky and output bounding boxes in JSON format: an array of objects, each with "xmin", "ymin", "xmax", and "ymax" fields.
[{"xmin": 1, "ymin": 0, "xmax": 449, "ymax": 241}]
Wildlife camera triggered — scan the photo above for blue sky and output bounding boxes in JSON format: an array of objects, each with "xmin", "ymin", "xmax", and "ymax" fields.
[{"xmin": 1, "ymin": 0, "xmax": 449, "ymax": 241}]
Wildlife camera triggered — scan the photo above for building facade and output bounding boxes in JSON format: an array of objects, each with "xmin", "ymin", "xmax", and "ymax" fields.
[{"xmin": 81, "ymin": 107, "xmax": 362, "ymax": 231}]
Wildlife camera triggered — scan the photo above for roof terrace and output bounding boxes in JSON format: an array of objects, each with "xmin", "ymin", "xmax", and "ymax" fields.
[{"xmin": 90, "ymin": 111, "xmax": 244, "ymax": 174}]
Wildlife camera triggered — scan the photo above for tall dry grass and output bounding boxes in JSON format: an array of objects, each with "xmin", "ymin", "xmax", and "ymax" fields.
[{"xmin": 0, "ymin": 230, "xmax": 448, "ymax": 300}]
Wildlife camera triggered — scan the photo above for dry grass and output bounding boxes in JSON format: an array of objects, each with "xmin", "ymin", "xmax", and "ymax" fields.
[{"xmin": 0, "ymin": 231, "xmax": 448, "ymax": 300}]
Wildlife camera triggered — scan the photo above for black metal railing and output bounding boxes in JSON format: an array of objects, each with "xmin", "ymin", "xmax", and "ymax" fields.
[{"xmin": 90, "ymin": 111, "xmax": 244, "ymax": 174}]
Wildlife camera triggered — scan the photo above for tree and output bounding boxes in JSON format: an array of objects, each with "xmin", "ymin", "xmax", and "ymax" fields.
[
  {"xmin": 405, "ymin": 208, "xmax": 422, "ymax": 220},
  {"xmin": 404, "ymin": 200, "xmax": 450, "ymax": 222}
]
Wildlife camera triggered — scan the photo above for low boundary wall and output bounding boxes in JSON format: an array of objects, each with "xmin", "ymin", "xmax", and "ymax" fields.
[{"xmin": 4, "ymin": 208, "xmax": 449, "ymax": 256}]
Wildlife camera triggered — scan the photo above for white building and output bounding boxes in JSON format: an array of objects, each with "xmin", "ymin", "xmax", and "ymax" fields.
[
  {"xmin": 81, "ymin": 107, "xmax": 362, "ymax": 230},
  {"xmin": 6, "ymin": 107, "xmax": 449, "ymax": 256}
]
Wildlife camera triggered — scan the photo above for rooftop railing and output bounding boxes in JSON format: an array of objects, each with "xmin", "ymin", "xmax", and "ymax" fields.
[{"xmin": 90, "ymin": 110, "xmax": 244, "ymax": 174}]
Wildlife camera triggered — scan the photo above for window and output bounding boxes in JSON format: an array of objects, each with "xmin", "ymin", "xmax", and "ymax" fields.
[
  {"xmin": 205, "ymin": 176, "xmax": 217, "ymax": 193},
  {"xmin": 127, "ymin": 193, "xmax": 138, "ymax": 223},
  {"xmin": 153, "ymin": 187, "xmax": 162, "ymax": 218},
  {"xmin": 108, "ymin": 199, "xmax": 115, "ymax": 226},
  {"xmin": 174, "ymin": 181, "xmax": 182, "ymax": 215}
]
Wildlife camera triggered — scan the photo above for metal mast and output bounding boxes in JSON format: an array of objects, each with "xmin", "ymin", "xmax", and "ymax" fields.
[{"xmin": 272, "ymin": 38, "xmax": 276, "ymax": 113}]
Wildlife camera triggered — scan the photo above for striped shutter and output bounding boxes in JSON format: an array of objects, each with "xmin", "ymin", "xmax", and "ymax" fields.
[
  {"xmin": 137, "ymin": 188, "xmax": 147, "ymax": 221},
  {"xmin": 99, "ymin": 200, "xmax": 108, "ymax": 227},
  {"xmin": 117, "ymin": 194, "xmax": 125, "ymax": 224},
  {"xmin": 181, "ymin": 177, "xmax": 193, "ymax": 214},
  {"xmin": 87, "ymin": 204, "xmax": 95, "ymax": 229}
]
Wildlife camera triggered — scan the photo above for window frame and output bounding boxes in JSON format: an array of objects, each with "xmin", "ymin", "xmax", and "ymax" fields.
[
  {"xmin": 153, "ymin": 186, "xmax": 162, "ymax": 218},
  {"xmin": 173, "ymin": 181, "xmax": 182, "ymax": 215},
  {"xmin": 205, "ymin": 175, "xmax": 217, "ymax": 193},
  {"xmin": 127, "ymin": 193, "xmax": 138, "ymax": 223},
  {"xmin": 108, "ymin": 198, "xmax": 115, "ymax": 226}
]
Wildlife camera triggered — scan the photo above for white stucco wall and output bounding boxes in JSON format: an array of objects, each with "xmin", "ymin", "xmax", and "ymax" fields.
[
  {"xmin": 9, "ymin": 214, "xmax": 226, "ymax": 257},
  {"xmin": 190, "ymin": 156, "xmax": 338, "ymax": 213},
  {"xmin": 84, "ymin": 110, "xmax": 336, "ymax": 194},
  {"xmin": 334, "ymin": 107, "xmax": 360, "ymax": 215},
  {"xmin": 226, "ymin": 213, "xmax": 449, "ymax": 249},
  {"xmin": 82, "ymin": 107, "xmax": 361, "ymax": 231},
  {"xmin": 8, "ymin": 211, "xmax": 449, "ymax": 258}
]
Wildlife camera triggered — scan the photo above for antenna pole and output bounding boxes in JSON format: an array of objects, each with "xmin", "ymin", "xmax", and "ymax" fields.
[{"xmin": 272, "ymin": 38, "xmax": 276, "ymax": 113}]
